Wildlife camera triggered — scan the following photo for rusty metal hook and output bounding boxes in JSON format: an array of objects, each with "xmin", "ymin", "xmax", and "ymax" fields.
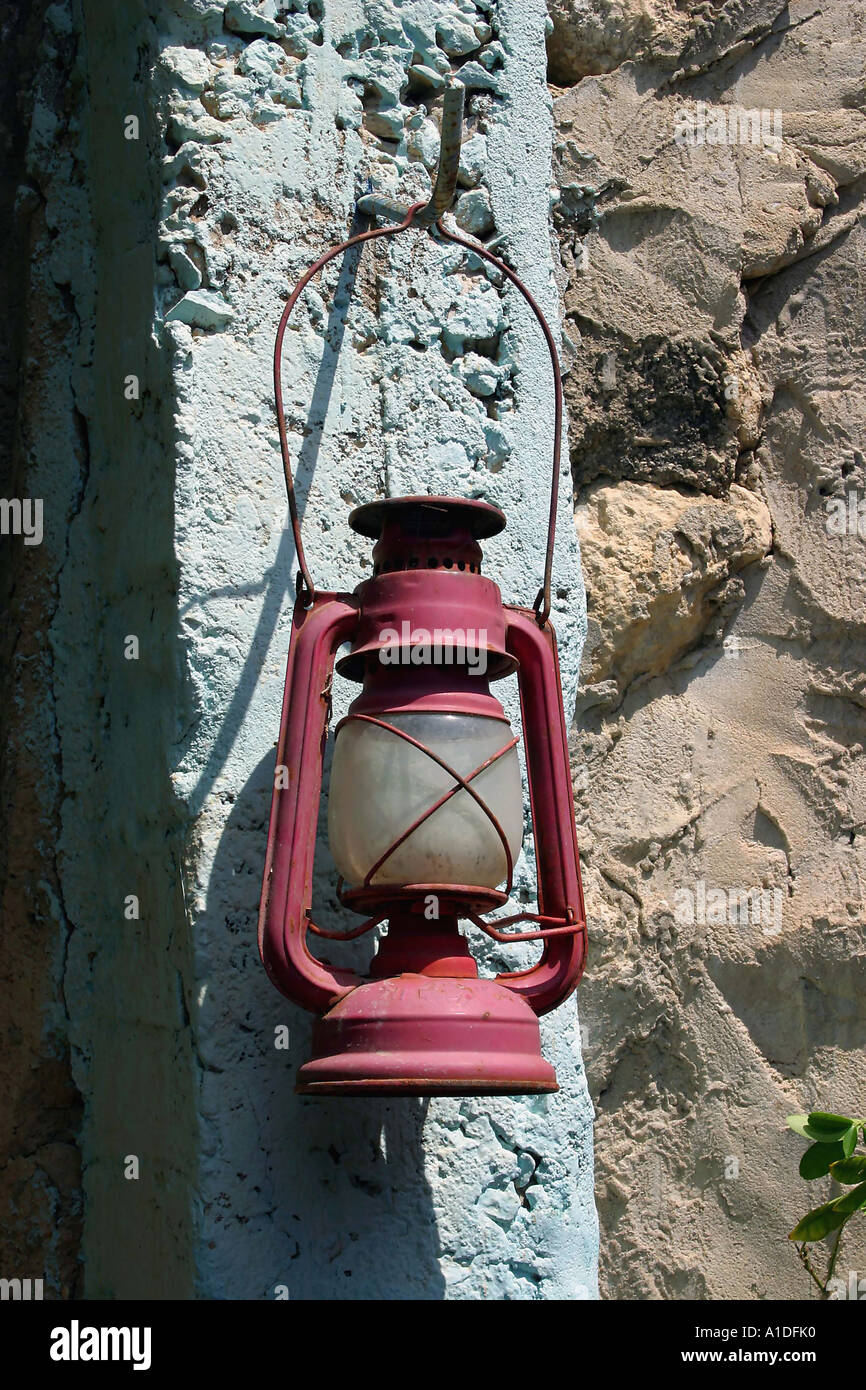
[{"xmin": 356, "ymin": 80, "xmax": 464, "ymax": 227}]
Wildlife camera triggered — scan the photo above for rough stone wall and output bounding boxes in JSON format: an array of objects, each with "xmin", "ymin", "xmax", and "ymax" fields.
[
  {"xmin": 548, "ymin": 0, "xmax": 866, "ymax": 1298},
  {"xmin": 7, "ymin": 0, "xmax": 863, "ymax": 1306}
]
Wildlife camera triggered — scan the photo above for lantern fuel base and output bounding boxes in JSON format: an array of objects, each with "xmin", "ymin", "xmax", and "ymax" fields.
[{"xmin": 257, "ymin": 83, "xmax": 587, "ymax": 1096}]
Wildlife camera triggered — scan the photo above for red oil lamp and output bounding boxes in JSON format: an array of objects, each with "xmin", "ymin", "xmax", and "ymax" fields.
[{"xmin": 258, "ymin": 87, "xmax": 587, "ymax": 1095}]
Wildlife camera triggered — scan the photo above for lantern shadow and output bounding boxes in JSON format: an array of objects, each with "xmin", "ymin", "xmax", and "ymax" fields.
[
  {"xmin": 181, "ymin": 201, "xmax": 372, "ymax": 821},
  {"xmin": 204, "ymin": 747, "xmax": 447, "ymax": 1301}
]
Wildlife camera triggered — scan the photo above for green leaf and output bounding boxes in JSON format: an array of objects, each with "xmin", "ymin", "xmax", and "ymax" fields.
[
  {"xmin": 800, "ymin": 1141, "xmax": 845, "ymax": 1180},
  {"xmin": 832, "ymin": 1182, "xmax": 866, "ymax": 1216},
  {"xmin": 788, "ymin": 1111, "xmax": 859, "ymax": 1144},
  {"xmin": 830, "ymin": 1155, "xmax": 866, "ymax": 1185},
  {"xmin": 787, "ymin": 1114, "xmax": 812, "ymax": 1138},
  {"xmin": 806, "ymin": 1111, "xmax": 857, "ymax": 1142},
  {"xmin": 788, "ymin": 1201, "xmax": 847, "ymax": 1242}
]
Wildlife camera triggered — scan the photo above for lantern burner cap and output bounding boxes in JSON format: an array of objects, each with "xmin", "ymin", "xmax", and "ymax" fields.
[{"xmin": 349, "ymin": 494, "xmax": 507, "ymax": 542}]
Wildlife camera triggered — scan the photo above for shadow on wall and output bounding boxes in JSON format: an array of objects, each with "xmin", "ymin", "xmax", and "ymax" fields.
[
  {"xmin": 187, "ymin": 203, "xmax": 448, "ymax": 1298},
  {"xmin": 184, "ymin": 207, "xmax": 371, "ymax": 820},
  {"xmin": 199, "ymin": 748, "xmax": 446, "ymax": 1301}
]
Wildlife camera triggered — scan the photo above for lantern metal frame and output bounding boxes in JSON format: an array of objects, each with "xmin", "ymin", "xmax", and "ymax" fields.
[{"xmin": 256, "ymin": 82, "xmax": 588, "ymax": 1094}]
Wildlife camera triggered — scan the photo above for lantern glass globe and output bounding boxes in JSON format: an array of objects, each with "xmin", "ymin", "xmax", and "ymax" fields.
[{"xmin": 328, "ymin": 712, "xmax": 522, "ymax": 889}]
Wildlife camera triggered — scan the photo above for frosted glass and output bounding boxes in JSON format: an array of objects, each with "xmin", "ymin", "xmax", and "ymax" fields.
[{"xmin": 328, "ymin": 712, "xmax": 522, "ymax": 889}]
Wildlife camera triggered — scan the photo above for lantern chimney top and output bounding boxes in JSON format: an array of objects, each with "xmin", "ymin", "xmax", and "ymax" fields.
[
  {"xmin": 349, "ymin": 494, "xmax": 506, "ymax": 541},
  {"xmin": 349, "ymin": 495, "xmax": 506, "ymax": 580}
]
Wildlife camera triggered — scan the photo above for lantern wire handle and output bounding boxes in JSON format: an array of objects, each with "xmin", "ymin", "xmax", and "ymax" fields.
[
  {"xmin": 273, "ymin": 200, "xmax": 426, "ymax": 608},
  {"xmin": 432, "ymin": 218, "xmax": 564, "ymax": 627},
  {"xmin": 273, "ymin": 109, "xmax": 565, "ymax": 624}
]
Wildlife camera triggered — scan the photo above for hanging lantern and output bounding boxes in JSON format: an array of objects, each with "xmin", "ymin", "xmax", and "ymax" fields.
[{"xmin": 257, "ymin": 85, "xmax": 587, "ymax": 1095}]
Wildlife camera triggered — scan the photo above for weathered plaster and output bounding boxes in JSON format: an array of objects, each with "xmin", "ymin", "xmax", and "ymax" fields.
[
  {"xmin": 56, "ymin": 0, "xmax": 198, "ymax": 1297},
  {"xmin": 159, "ymin": 0, "xmax": 595, "ymax": 1298}
]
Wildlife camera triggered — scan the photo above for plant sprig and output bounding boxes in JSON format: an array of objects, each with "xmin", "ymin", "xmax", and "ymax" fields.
[{"xmin": 786, "ymin": 1111, "xmax": 866, "ymax": 1298}]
